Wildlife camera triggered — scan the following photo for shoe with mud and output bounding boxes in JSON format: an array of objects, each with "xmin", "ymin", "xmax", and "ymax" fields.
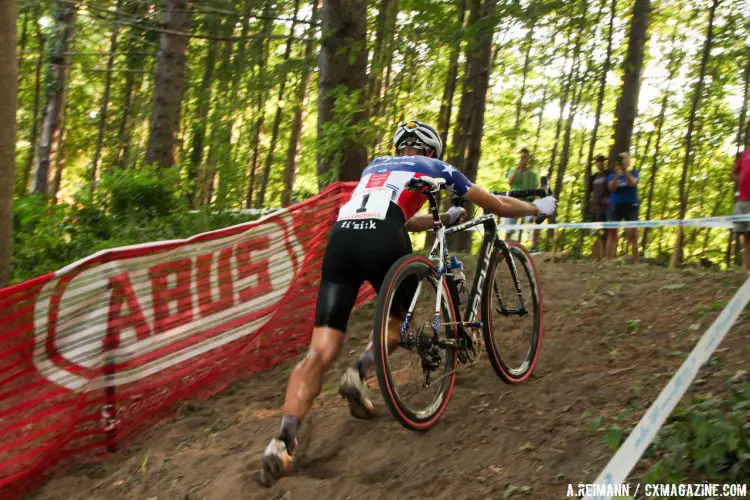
[
  {"xmin": 260, "ymin": 438, "xmax": 295, "ymax": 487},
  {"xmin": 339, "ymin": 367, "xmax": 375, "ymax": 420}
]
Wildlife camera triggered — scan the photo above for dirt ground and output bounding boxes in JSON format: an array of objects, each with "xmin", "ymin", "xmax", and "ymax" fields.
[{"xmin": 28, "ymin": 260, "xmax": 750, "ymax": 500}]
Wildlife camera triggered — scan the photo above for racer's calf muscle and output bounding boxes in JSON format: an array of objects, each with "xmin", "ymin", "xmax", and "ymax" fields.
[{"xmin": 282, "ymin": 327, "xmax": 344, "ymax": 418}]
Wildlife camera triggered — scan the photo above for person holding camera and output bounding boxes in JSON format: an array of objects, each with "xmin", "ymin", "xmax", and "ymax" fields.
[
  {"xmin": 606, "ymin": 152, "xmax": 639, "ymax": 262},
  {"xmin": 506, "ymin": 148, "xmax": 541, "ymax": 252}
]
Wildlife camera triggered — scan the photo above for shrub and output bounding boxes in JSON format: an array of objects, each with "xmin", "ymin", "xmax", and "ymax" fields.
[{"xmin": 643, "ymin": 381, "xmax": 750, "ymax": 484}]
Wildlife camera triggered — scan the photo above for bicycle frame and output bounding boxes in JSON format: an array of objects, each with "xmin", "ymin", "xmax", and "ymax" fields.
[{"xmin": 414, "ymin": 190, "xmax": 527, "ymax": 352}]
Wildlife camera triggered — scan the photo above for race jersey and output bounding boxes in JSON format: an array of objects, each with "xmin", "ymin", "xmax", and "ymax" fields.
[{"xmin": 337, "ymin": 155, "xmax": 473, "ymax": 223}]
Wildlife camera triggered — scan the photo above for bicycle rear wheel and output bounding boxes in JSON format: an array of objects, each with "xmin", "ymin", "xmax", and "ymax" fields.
[
  {"xmin": 373, "ymin": 254, "xmax": 458, "ymax": 431},
  {"xmin": 481, "ymin": 241, "xmax": 542, "ymax": 383}
]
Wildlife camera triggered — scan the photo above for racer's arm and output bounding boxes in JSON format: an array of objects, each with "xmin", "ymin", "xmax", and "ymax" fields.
[
  {"xmin": 463, "ymin": 185, "xmax": 539, "ymax": 217},
  {"xmin": 405, "ymin": 208, "xmax": 464, "ymax": 232}
]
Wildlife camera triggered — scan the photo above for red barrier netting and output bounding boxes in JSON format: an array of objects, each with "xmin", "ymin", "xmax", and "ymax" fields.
[{"xmin": 0, "ymin": 182, "xmax": 374, "ymax": 497}]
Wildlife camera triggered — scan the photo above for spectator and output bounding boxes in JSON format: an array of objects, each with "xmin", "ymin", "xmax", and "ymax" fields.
[
  {"xmin": 606, "ymin": 152, "xmax": 639, "ymax": 262},
  {"xmin": 586, "ymin": 154, "xmax": 610, "ymax": 261},
  {"xmin": 731, "ymin": 146, "xmax": 750, "ymax": 270},
  {"xmin": 506, "ymin": 148, "xmax": 541, "ymax": 252}
]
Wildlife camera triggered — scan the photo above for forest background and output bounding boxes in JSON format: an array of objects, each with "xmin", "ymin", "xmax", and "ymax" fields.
[{"xmin": 0, "ymin": 0, "xmax": 748, "ymax": 286}]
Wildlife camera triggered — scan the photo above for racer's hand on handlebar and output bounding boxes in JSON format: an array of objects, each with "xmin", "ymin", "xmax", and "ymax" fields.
[
  {"xmin": 532, "ymin": 196, "xmax": 557, "ymax": 217},
  {"xmin": 446, "ymin": 206, "xmax": 466, "ymax": 225}
]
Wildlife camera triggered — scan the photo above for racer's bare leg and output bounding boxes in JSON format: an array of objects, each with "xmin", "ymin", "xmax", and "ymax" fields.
[
  {"xmin": 282, "ymin": 327, "xmax": 344, "ymax": 424},
  {"xmin": 262, "ymin": 327, "xmax": 344, "ymax": 485}
]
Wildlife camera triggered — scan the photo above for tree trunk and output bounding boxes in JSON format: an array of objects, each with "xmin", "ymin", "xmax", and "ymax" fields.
[
  {"xmin": 144, "ymin": 0, "xmax": 191, "ymax": 168},
  {"xmin": 205, "ymin": 20, "xmax": 236, "ymax": 208},
  {"xmin": 0, "ymin": 0, "xmax": 17, "ymax": 287},
  {"xmin": 50, "ymin": 118, "xmax": 67, "ymax": 200},
  {"xmin": 90, "ymin": 0, "xmax": 122, "ymax": 193},
  {"xmin": 370, "ymin": 0, "xmax": 400, "ymax": 153},
  {"xmin": 317, "ymin": 0, "xmax": 369, "ymax": 186},
  {"xmin": 448, "ymin": 0, "xmax": 482, "ymax": 174},
  {"xmin": 554, "ymin": 0, "xmax": 587, "ymax": 200},
  {"xmin": 583, "ymin": 0, "xmax": 616, "ymax": 211},
  {"xmin": 282, "ymin": 0, "xmax": 320, "ymax": 207},
  {"xmin": 113, "ymin": 70, "xmax": 135, "ymax": 169},
  {"xmin": 31, "ymin": 2, "xmax": 76, "ymax": 195},
  {"xmin": 546, "ymin": 27, "xmax": 575, "ymax": 181},
  {"xmin": 609, "ymin": 0, "xmax": 651, "ymax": 163},
  {"xmin": 20, "ymin": 22, "xmax": 44, "ymax": 195},
  {"xmin": 366, "ymin": 0, "xmax": 392, "ymax": 115},
  {"xmin": 513, "ymin": 20, "xmax": 535, "ymax": 146},
  {"xmin": 532, "ymin": 87, "xmax": 548, "ymax": 154},
  {"xmin": 256, "ymin": 0, "xmax": 302, "ymax": 208},
  {"xmin": 113, "ymin": 1, "xmax": 151, "ymax": 170},
  {"xmin": 736, "ymin": 48, "xmax": 750, "ymax": 153},
  {"xmin": 187, "ymin": 21, "xmax": 219, "ymax": 206},
  {"xmin": 437, "ymin": 0, "xmax": 468, "ymax": 150},
  {"xmin": 640, "ymin": 31, "xmax": 682, "ymax": 254},
  {"xmin": 244, "ymin": 0, "xmax": 276, "ymax": 208},
  {"xmin": 448, "ymin": 0, "xmax": 497, "ymax": 251},
  {"xmin": 673, "ymin": 0, "xmax": 719, "ymax": 265}
]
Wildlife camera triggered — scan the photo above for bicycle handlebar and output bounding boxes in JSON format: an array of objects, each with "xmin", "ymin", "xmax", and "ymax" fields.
[{"xmin": 489, "ymin": 187, "xmax": 550, "ymax": 199}]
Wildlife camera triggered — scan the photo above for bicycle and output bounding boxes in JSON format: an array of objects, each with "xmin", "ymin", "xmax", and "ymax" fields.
[{"xmin": 371, "ymin": 177, "xmax": 550, "ymax": 431}]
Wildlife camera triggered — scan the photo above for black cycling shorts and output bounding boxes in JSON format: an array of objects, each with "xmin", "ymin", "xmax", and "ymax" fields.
[
  {"xmin": 607, "ymin": 203, "xmax": 639, "ymax": 222},
  {"xmin": 315, "ymin": 205, "xmax": 413, "ymax": 332}
]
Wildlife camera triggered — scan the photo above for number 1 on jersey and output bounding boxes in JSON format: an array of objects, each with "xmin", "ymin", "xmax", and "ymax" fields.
[{"xmin": 356, "ymin": 194, "xmax": 371, "ymax": 213}]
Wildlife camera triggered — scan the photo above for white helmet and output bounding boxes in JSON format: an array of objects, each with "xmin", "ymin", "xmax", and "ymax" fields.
[{"xmin": 393, "ymin": 120, "xmax": 443, "ymax": 159}]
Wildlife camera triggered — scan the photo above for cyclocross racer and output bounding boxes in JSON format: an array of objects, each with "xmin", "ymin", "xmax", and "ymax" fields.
[{"xmin": 261, "ymin": 120, "xmax": 557, "ymax": 485}]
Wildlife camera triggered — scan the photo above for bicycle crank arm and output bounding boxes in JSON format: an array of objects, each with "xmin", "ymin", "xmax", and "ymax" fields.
[
  {"xmin": 443, "ymin": 321, "xmax": 484, "ymax": 329},
  {"xmin": 496, "ymin": 306, "xmax": 529, "ymax": 316}
]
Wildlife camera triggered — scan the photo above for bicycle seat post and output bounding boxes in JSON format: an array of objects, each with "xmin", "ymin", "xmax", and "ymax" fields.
[{"xmin": 426, "ymin": 190, "xmax": 442, "ymax": 229}]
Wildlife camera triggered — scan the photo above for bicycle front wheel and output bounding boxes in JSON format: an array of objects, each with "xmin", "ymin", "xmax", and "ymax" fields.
[
  {"xmin": 373, "ymin": 255, "xmax": 458, "ymax": 431},
  {"xmin": 481, "ymin": 241, "xmax": 542, "ymax": 383}
]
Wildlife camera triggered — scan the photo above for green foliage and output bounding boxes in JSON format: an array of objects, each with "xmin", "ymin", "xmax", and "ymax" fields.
[
  {"xmin": 10, "ymin": 173, "xmax": 259, "ymax": 284},
  {"xmin": 643, "ymin": 382, "xmax": 750, "ymax": 484},
  {"xmin": 100, "ymin": 166, "xmax": 183, "ymax": 218},
  {"xmin": 317, "ymin": 86, "xmax": 374, "ymax": 185}
]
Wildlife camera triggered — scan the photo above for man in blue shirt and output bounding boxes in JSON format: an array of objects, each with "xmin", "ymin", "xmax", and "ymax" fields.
[{"xmin": 606, "ymin": 152, "xmax": 639, "ymax": 262}]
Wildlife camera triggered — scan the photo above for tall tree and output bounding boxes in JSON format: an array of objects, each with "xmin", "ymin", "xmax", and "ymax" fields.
[
  {"xmin": 188, "ymin": 20, "xmax": 219, "ymax": 206},
  {"xmin": 0, "ymin": 0, "xmax": 16, "ymax": 287},
  {"xmin": 282, "ymin": 0, "xmax": 321, "ymax": 207},
  {"xmin": 737, "ymin": 49, "xmax": 750, "ymax": 154},
  {"xmin": 144, "ymin": 0, "xmax": 191, "ymax": 168},
  {"xmin": 673, "ymin": 0, "xmax": 719, "ymax": 266},
  {"xmin": 366, "ymin": 0, "xmax": 393, "ymax": 116},
  {"xmin": 609, "ymin": 0, "xmax": 651, "ymax": 161},
  {"xmin": 31, "ymin": 2, "xmax": 76, "ymax": 195},
  {"xmin": 19, "ymin": 18, "xmax": 44, "ymax": 195},
  {"xmin": 449, "ymin": 0, "xmax": 497, "ymax": 251},
  {"xmin": 640, "ymin": 29, "xmax": 683, "ymax": 253},
  {"xmin": 553, "ymin": 0, "xmax": 588, "ymax": 200},
  {"xmin": 256, "ymin": 0, "xmax": 302, "ymax": 208},
  {"xmin": 205, "ymin": 18, "xmax": 236, "ymax": 208},
  {"xmin": 546, "ymin": 25, "xmax": 575, "ymax": 180},
  {"xmin": 90, "ymin": 0, "xmax": 123, "ymax": 192},
  {"xmin": 513, "ymin": 18, "xmax": 536, "ymax": 145},
  {"xmin": 583, "ymin": 0, "xmax": 616, "ymax": 212},
  {"xmin": 244, "ymin": 0, "xmax": 276, "ymax": 208},
  {"xmin": 437, "ymin": 0, "xmax": 468, "ymax": 150},
  {"xmin": 317, "ymin": 0, "xmax": 369, "ymax": 185}
]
